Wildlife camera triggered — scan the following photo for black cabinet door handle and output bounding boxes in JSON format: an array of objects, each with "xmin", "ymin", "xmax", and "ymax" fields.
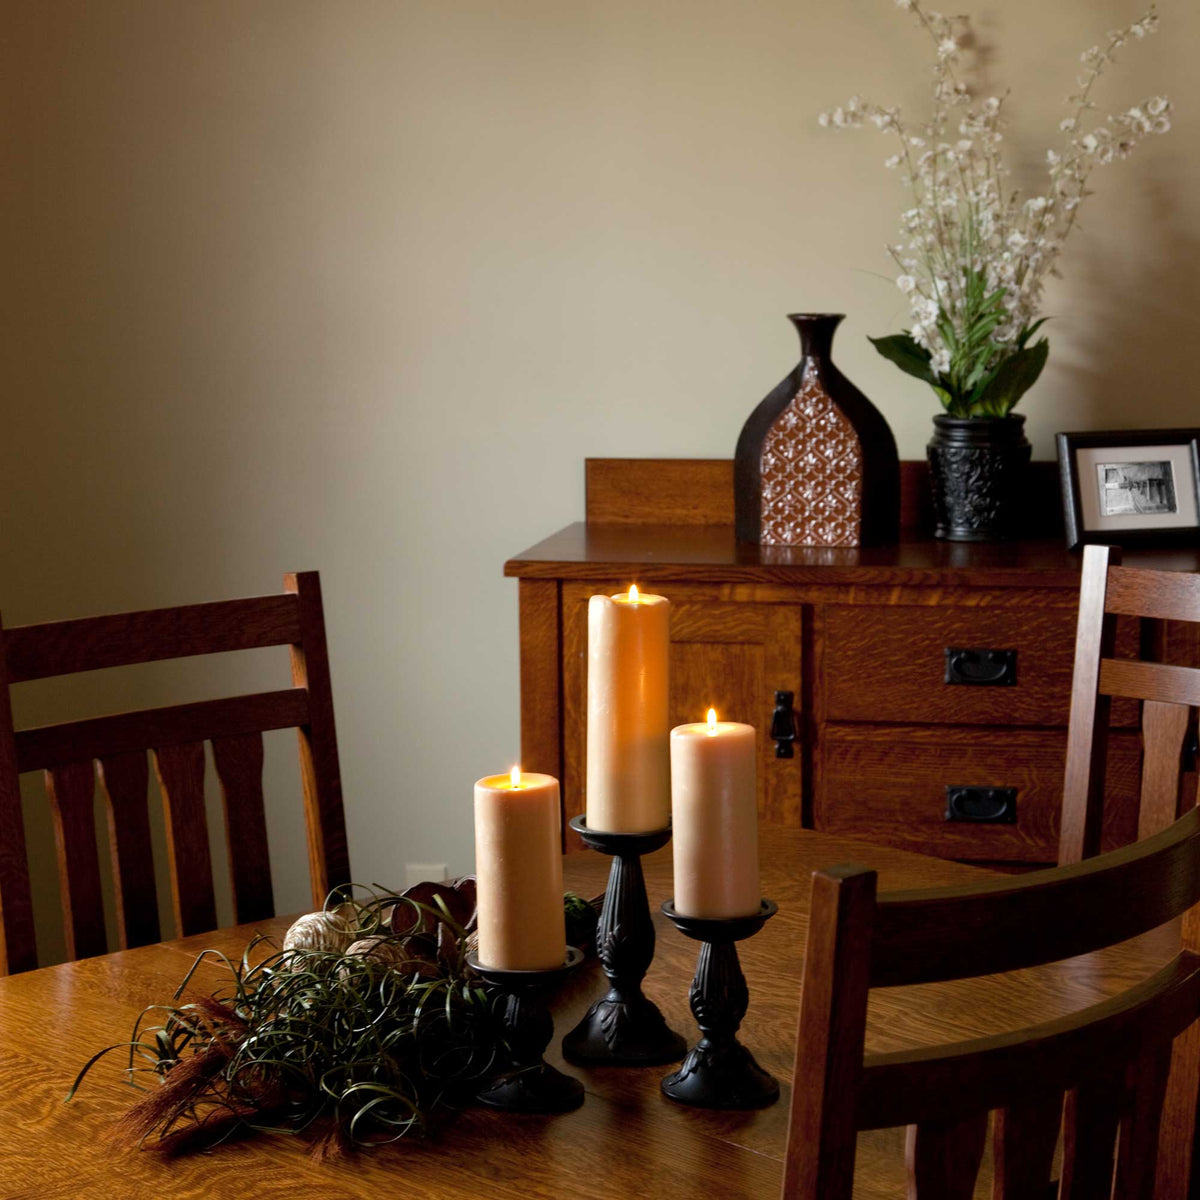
[
  {"xmin": 944, "ymin": 647, "xmax": 1017, "ymax": 687},
  {"xmin": 770, "ymin": 690, "xmax": 799, "ymax": 759},
  {"xmin": 944, "ymin": 786, "xmax": 1018, "ymax": 824}
]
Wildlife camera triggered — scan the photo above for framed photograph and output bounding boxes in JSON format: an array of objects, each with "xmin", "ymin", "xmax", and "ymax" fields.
[{"xmin": 1057, "ymin": 429, "xmax": 1200, "ymax": 549}]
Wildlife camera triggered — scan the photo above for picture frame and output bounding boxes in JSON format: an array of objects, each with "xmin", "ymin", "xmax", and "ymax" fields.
[{"xmin": 1056, "ymin": 428, "xmax": 1200, "ymax": 550}]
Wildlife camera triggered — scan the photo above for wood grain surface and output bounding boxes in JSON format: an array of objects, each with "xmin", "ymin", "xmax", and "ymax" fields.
[
  {"xmin": 817, "ymin": 725, "xmax": 1141, "ymax": 864},
  {"xmin": 0, "ymin": 826, "xmax": 1186, "ymax": 1200},
  {"xmin": 504, "ymin": 521, "xmax": 1200, "ymax": 590}
]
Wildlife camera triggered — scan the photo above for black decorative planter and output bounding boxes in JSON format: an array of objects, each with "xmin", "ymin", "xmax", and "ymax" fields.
[
  {"xmin": 561, "ymin": 816, "xmax": 687, "ymax": 1067},
  {"xmin": 927, "ymin": 414, "xmax": 1032, "ymax": 542}
]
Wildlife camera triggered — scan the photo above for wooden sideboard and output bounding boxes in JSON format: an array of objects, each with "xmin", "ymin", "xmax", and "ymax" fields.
[{"xmin": 505, "ymin": 459, "xmax": 1200, "ymax": 866}]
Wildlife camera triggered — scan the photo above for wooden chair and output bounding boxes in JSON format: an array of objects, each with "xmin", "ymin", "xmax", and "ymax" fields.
[
  {"xmin": 782, "ymin": 807, "xmax": 1200, "ymax": 1199},
  {"xmin": 0, "ymin": 572, "xmax": 350, "ymax": 975},
  {"xmin": 1054, "ymin": 543, "xmax": 1200, "ymax": 1196},
  {"xmin": 1060, "ymin": 542, "xmax": 1200, "ymax": 868}
]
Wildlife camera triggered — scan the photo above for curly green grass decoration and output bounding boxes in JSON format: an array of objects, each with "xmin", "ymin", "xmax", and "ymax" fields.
[{"xmin": 68, "ymin": 888, "xmax": 497, "ymax": 1158}]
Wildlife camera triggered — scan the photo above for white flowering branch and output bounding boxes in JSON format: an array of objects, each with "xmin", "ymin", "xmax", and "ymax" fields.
[{"xmin": 819, "ymin": 1, "xmax": 1171, "ymax": 417}]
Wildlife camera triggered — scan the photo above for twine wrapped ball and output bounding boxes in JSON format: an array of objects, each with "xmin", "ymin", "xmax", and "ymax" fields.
[
  {"xmin": 282, "ymin": 909, "xmax": 357, "ymax": 955},
  {"xmin": 343, "ymin": 936, "xmax": 412, "ymax": 970}
]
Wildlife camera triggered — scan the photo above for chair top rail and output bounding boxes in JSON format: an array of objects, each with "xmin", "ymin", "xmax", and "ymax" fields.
[
  {"xmin": 13, "ymin": 689, "xmax": 310, "ymax": 772},
  {"xmin": 868, "ymin": 806, "xmax": 1200, "ymax": 987},
  {"xmin": 4, "ymin": 594, "xmax": 302, "ymax": 683},
  {"xmin": 857, "ymin": 951, "xmax": 1200, "ymax": 1130},
  {"xmin": 1105, "ymin": 564, "xmax": 1200, "ymax": 624},
  {"xmin": 1099, "ymin": 658, "xmax": 1200, "ymax": 707}
]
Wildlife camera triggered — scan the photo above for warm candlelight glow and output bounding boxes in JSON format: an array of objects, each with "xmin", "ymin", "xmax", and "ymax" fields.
[
  {"xmin": 707, "ymin": 708, "xmax": 718, "ymax": 735},
  {"xmin": 510, "ymin": 764, "xmax": 522, "ymax": 789},
  {"xmin": 628, "ymin": 583, "xmax": 639, "ymax": 603}
]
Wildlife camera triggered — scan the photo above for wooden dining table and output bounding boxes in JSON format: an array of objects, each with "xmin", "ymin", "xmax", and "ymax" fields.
[{"xmin": 0, "ymin": 824, "xmax": 1181, "ymax": 1200}]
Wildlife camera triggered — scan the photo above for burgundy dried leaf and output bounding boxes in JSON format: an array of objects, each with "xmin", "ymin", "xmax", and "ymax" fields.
[
  {"xmin": 115, "ymin": 1044, "xmax": 236, "ymax": 1146},
  {"xmin": 391, "ymin": 875, "xmax": 478, "ymax": 937}
]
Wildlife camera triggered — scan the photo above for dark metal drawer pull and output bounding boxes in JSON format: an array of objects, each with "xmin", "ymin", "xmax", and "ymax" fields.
[
  {"xmin": 944, "ymin": 786, "xmax": 1018, "ymax": 824},
  {"xmin": 944, "ymin": 647, "xmax": 1017, "ymax": 687}
]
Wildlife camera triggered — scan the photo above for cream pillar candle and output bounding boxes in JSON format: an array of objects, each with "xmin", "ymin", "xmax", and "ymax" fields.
[
  {"xmin": 586, "ymin": 585, "xmax": 670, "ymax": 833},
  {"xmin": 474, "ymin": 767, "xmax": 566, "ymax": 970},
  {"xmin": 670, "ymin": 710, "xmax": 760, "ymax": 918}
]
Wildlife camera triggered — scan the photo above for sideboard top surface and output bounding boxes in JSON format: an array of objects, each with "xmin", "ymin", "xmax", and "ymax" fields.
[{"xmin": 504, "ymin": 522, "xmax": 1200, "ymax": 589}]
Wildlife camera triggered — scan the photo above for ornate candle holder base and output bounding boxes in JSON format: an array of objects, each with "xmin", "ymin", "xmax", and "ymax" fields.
[
  {"xmin": 659, "ymin": 899, "xmax": 780, "ymax": 1109},
  {"xmin": 469, "ymin": 947, "xmax": 585, "ymax": 1114},
  {"xmin": 561, "ymin": 816, "xmax": 687, "ymax": 1067}
]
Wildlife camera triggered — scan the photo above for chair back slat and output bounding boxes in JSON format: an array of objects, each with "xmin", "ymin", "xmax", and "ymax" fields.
[
  {"xmin": 1113, "ymin": 1044, "xmax": 1173, "ymax": 1199},
  {"xmin": 1060, "ymin": 544, "xmax": 1120, "ymax": 864},
  {"xmin": 1137, "ymin": 699, "xmax": 1191, "ymax": 840},
  {"xmin": 286, "ymin": 573, "xmax": 350, "ymax": 908},
  {"xmin": 1099, "ymin": 658, "xmax": 1200, "ymax": 706},
  {"xmin": 153, "ymin": 742, "xmax": 216, "ymax": 937},
  {"xmin": 991, "ymin": 1094, "xmax": 1061, "ymax": 1200},
  {"xmin": 1105, "ymin": 564, "xmax": 1200, "ymax": 623},
  {"xmin": 0, "ymin": 626, "xmax": 36, "ymax": 976},
  {"xmin": 212, "ymin": 733, "xmax": 274, "ymax": 924},
  {"xmin": 4, "ymin": 594, "xmax": 302, "ymax": 683},
  {"xmin": 14, "ymin": 689, "xmax": 309, "ymax": 774},
  {"xmin": 97, "ymin": 751, "xmax": 160, "ymax": 949},
  {"xmin": 871, "ymin": 806, "xmax": 1200, "ymax": 987},
  {"xmin": 1061, "ymin": 1079, "xmax": 1122, "ymax": 1199},
  {"xmin": 903, "ymin": 1114, "xmax": 987, "ymax": 1200},
  {"xmin": 44, "ymin": 762, "xmax": 107, "ymax": 960}
]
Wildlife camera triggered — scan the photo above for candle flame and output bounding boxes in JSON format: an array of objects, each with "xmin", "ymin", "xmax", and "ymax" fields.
[
  {"xmin": 510, "ymin": 764, "xmax": 521, "ymax": 789},
  {"xmin": 628, "ymin": 583, "xmax": 639, "ymax": 603},
  {"xmin": 707, "ymin": 708, "xmax": 718, "ymax": 734}
]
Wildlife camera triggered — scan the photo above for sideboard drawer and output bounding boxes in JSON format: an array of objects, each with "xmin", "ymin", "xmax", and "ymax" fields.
[
  {"xmin": 815, "ymin": 725, "xmax": 1141, "ymax": 862},
  {"xmin": 823, "ymin": 604, "xmax": 1139, "ymax": 728}
]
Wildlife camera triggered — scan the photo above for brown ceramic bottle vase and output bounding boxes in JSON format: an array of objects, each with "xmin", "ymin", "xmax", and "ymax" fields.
[{"xmin": 734, "ymin": 314, "xmax": 899, "ymax": 547}]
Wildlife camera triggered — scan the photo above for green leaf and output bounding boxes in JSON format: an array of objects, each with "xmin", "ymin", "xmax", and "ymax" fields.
[
  {"xmin": 868, "ymin": 334, "xmax": 936, "ymax": 386},
  {"xmin": 972, "ymin": 339, "xmax": 1049, "ymax": 416},
  {"xmin": 1017, "ymin": 317, "xmax": 1050, "ymax": 350}
]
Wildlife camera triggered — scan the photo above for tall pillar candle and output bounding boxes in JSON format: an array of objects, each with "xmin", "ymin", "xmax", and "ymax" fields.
[
  {"xmin": 670, "ymin": 712, "xmax": 760, "ymax": 918},
  {"xmin": 586, "ymin": 586, "xmax": 670, "ymax": 833},
  {"xmin": 474, "ymin": 769, "xmax": 566, "ymax": 970}
]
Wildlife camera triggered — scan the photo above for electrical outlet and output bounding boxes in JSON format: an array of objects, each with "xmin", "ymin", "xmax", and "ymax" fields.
[{"xmin": 404, "ymin": 862, "xmax": 449, "ymax": 888}]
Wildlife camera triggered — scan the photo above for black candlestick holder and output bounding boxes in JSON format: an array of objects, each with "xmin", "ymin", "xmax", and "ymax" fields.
[
  {"xmin": 561, "ymin": 815, "xmax": 687, "ymax": 1066},
  {"xmin": 469, "ymin": 946, "xmax": 585, "ymax": 1113},
  {"xmin": 659, "ymin": 898, "xmax": 780, "ymax": 1109}
]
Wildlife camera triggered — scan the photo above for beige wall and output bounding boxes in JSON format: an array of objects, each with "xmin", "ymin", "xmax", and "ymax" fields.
[{"xmin": 3, "ymin": 1, "xmax": 1195, "ymax": 962}]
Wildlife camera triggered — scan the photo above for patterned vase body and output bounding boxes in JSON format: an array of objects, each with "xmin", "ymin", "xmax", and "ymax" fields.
[
  {"xmin": 927, "ymin": 415, "xmax": 1031, "ymax": 541},
  {"xmin": 734, "ymin": 314, "xmax": 899, "ymax": 546}
]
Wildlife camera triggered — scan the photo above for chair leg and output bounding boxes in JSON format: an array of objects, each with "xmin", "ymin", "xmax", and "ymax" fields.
[{"xmin": 905, "ymin": 1112, "xmax": 987, "ymax": 1200}]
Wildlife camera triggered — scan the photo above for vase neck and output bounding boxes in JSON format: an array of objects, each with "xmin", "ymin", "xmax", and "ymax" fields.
[{"xmin": 788, "ymin": 313, "xmax": 843, "ymax": 361}]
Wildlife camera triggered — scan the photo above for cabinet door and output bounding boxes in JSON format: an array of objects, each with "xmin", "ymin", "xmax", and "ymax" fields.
[{"xmin": 561, "ymin": 582, "xmax": 803, "ymax": 840}]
